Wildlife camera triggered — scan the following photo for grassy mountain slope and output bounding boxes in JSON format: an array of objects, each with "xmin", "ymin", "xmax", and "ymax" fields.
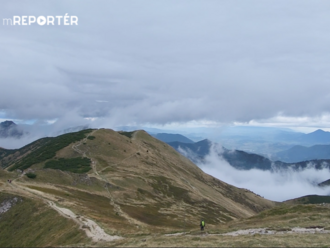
[
  {"xmin": 111, "ymin": 202, "xmax": 330, "ymax": 247},
  {"xmin": 0, "ymin": 138, "xmax": 50, "ymax": 169},
  {"xmin": 80, "ymin": 129, "xmax": 275, "ymax": 223},
  {"xmin": 6, "ymin": 129, "xmax": 93, "ymax": 171},
  {"xmin": 2, "ymin": 129, "xmax": 330, "ymax": 246},
  {"xmin": 0, "ymin": 128, "xmax": 276, "ymax": 245},
  {"xmin": 284, "ymin": 194, "xmax": 330, "ymax": 205},
  {"xmin": 0, "ymin": 192, "xmax": 88, "ymax": 247}
]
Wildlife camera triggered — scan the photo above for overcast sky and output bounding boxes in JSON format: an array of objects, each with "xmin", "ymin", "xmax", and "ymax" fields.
[{"xmin": 1, "ymin": 1, "xmax": 330, "ymax": 131}]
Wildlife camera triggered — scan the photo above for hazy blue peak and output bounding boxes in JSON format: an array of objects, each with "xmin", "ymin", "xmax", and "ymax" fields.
[
  {"xmin": 152, "ymin": 133, "xmax": 194, "ymax": 143},
  {"xmin": 0, "ymin": 120, "xmax": 16, "ymax": 128}
]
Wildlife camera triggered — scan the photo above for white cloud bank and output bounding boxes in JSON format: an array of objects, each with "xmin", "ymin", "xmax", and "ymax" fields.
[{"xmin": 198, "ymin": 146, "xmax": 330, "ymax": 202}]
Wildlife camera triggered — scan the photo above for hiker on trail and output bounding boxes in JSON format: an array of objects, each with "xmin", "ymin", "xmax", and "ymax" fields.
[{"xmin": 200, "ymin": 219, "xmax": 205, "ymax": 231}]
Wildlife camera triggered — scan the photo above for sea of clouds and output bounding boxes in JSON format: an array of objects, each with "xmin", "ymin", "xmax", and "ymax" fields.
[{"xmin": 198, "ymin": 145, "xmax": 330, "ymax": 202}]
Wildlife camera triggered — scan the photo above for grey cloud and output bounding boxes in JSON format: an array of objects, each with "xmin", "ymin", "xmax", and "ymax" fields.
[{"xmin": 1, "ymin": 0, "xmax": 330, "ymax": 127}]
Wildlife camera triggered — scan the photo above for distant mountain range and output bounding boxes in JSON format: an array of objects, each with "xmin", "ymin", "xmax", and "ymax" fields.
[
  {"xmin": 150, "ymin": 133, "xmax": 194, "ymax": 144},
  {"xmin": 152, "ymin": 132, "xmax": 278, "ymax": 170},
  {"xmin": 298, "ymin": 129, "xmax": 330, "ymax": 144},
  {"xmin": 0, "ymin": 121, "xmax": 24, "ymax": 138},
  {"xmin": 215, "ymin": 127, "xmax": 330, "ymax": 156},
  {"xmin": 4, "ymin": 121, "xmax": 330, "ymax": 166},
  {"xmin": 163, "ymin": 136, "xmax": 330, "ymax": 172},
  {"xmin": 153, "ymin": 129, "xmax": 330, "ymax": 165},
  {"xmin": 318, "ymin": 179, "xmax": 330, "ymax": 187},
  {"xmin": 168, "ymin": 139, "xmax": 271, "ymax": 170},
  {"xmin": 275, "ymin": 144, "xmax": 330, "ymax": 163},
  {"xmin": 255, "ymin": 129, "xmax": 330, "ymax": 145},
  {"xmin": 117, "ymin": 126, "xmax": 330, "ymax": 157}
]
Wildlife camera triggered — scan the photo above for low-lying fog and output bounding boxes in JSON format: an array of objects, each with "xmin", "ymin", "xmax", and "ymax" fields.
[{"xmin": 198, "ymin": 146, "xmax": 330, "ymax": 202}]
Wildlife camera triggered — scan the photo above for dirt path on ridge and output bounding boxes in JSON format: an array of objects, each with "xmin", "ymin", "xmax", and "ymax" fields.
[
  {"xmin": 72, "ymin": 129, "xmax": 145, "ymax": 228},
  {"xmin": 0, "ymin": 131, "xmax": 122, "ymax": 243},
  {"xmin": 4, "ymin": 175, "xmax": 122, "ymax": 243},
  {"xmin": 3, "ymin": 130, "xmax": 330, "ymax": 243},
  {"xmin": 47, "ymin": 201, "xmax": 121, "ymax": 242}
]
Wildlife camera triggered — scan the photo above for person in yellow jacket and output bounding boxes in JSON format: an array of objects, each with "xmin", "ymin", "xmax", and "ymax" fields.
[{"xmin": 200, "ymin": 219, "xmax": 205, "ymax": 231}]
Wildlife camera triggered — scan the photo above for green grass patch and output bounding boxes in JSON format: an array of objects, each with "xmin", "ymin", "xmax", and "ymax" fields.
[
  {"xmin": 0, "ymin": 147, "xmax": 16, "ymax": 159},
  {"xmin": 87, "ymin": 136, "xmax": 96, "ymax": 140},
  {"xmin": 8, "ymin": 129, "xmax": 93, "ymax": 172},
  {"xmin": 251, "ymin": 204, "xmax": 316, "ymax": 219},
  {"xmin": 44, "ymin": 157, "xmax": 91, "ymax": 173},
  {"xmin": 1, "ymin": 138, "xmax": 50, "ymax": 169},
  {"xmin": 118, "ymin": 131, "xmax": 135, "ymax": 139},
  {"xmin": 296, "ymin": 195, "xmax": 330, "ymax": 204},
  {"xmin": 26, "ymin": 172, "xmax": 37, "ymax": 179}
]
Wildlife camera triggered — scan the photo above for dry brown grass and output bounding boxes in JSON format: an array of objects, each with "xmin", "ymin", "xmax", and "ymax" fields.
[
  {"xmin": 4, "ymin": 128, "xmax": 312, "ymax": 247},
  {"xmin": 54, "ymin": 129, "xmax": 277, "ymax": 233},
  {"xmin": 24, "ymin": 184, "xmax": 132, "ymax": 235},
  {"xmin": 0, "ymin": 168, "xmax": 14, "ymax": 179},
  {"xmin": 228, "ymin": 204, "xmax": 330, "ymax": 231},
  {"xmin": 0, "ymin": 192, "xmax": 88, "ymax": 247}
]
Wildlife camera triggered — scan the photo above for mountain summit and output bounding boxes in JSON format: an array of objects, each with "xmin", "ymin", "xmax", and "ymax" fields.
[
  {"xmin": 2, "ymin": 129, "xmax": 330, "ymax": 247},
  {"xmin": 0, "ymin": 120, "xmax": 23, "ymax": 138},
  {"xmin": 0, "ymin": 128, "xmax": 275, "ymax": 246},
  {"xmin": 294, "ymin": 129, "xmax": 330, "ymax": 144},
  {"xmin": 0, "ymin": 120, "xmax": 16, "ymax": 128}
]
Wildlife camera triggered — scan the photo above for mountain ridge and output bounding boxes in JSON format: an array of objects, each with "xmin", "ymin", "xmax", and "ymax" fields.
[
  {"xmin": 275, "ymin": 144, "xmax": 330, "ymax": 163},
  {"xmin": 168, "ymin": 139, "xmax": 330, "ymax": 172},
  {"xmin": 2, "ymin": 128, "xmax": 330, "ymax": 246},
  {"xmin": 0, "ymin": 120, "xmax": 24, "ymax": 138},
  {"xmin": 0, "ymin": 129, "xmax": 275, "ymax": 237}
]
